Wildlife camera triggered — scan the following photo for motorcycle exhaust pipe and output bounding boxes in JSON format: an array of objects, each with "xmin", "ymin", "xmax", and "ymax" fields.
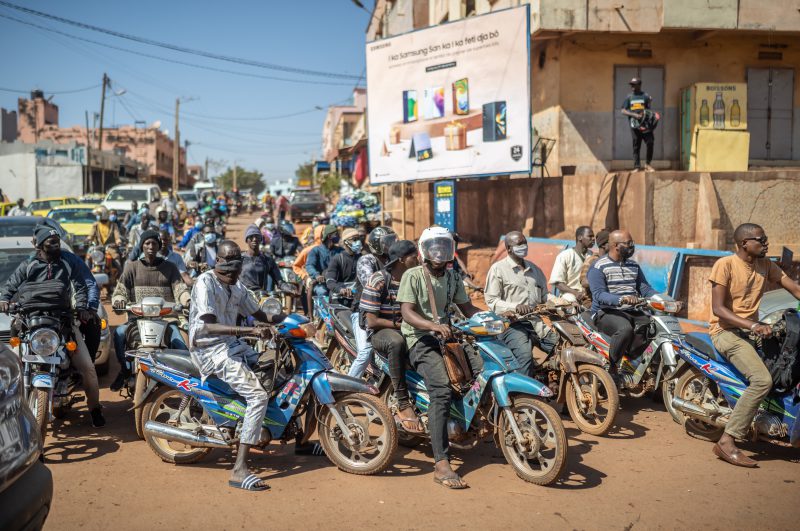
[
  {"xmin": 143, "ymin": 420, "xmax": 229, "ymax": 449},
  {"xmin": 670, "ymin": 397, "xmax": 726, "ymax": 428}
]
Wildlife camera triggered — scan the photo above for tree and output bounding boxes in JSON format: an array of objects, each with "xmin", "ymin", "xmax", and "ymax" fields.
[
  {"xmin": 295, "ymin": 162, "xmax": 314, "ymax": 182},
  {"xmin": 217, "ymin": 165, "xmax": 265, "ymax": 195},
  {"xmin": 318, "ymin": 171, "xmax": 342, "ymax": 199}
]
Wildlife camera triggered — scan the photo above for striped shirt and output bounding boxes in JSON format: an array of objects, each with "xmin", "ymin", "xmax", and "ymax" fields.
[
  {"xmin": 587, "ymin": 256, "xmax": 656, "ymax": 313},
  {"xmin": 359, "ymin": 270, "xmax": 401, "ymax": 326}
]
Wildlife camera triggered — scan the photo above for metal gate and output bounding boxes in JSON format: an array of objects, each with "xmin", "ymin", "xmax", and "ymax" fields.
[
  {"xmin": 613, "ymin": 65, "xmax": 665, "ymax": 161},
  {"xmin": 747, "ymin": 68, "xmax": 794, "ymax": 160}
]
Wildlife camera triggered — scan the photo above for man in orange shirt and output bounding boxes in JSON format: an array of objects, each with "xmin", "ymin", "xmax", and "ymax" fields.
[
  {"xmin": 708, "ymin": 223, "xmax": 800, "ymax": 467},
  {"xmin": 293, "ymin": 224, "xmax": 324, "ymax": 314}
]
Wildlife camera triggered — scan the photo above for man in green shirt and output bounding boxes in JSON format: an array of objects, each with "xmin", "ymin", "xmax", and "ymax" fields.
[{"xmin": 397, "ymin": 226, "xmax": 481, "ymax": 489}]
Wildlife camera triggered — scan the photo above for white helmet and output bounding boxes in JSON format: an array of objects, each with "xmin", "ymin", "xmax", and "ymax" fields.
[
  {"xmin": 92, "ymin": 205, "xmax": 109, "ymax": 221},
  {"xmin": 156, "ymin": 206, "xmax": 167, "ymax": 215},
  {"xmin": 254, "ymin": 217, "xmax": 266, "ymax": 228},
  {"xmin": 418, "ymin": 226, "xmax": 455, "ymax": 263}
]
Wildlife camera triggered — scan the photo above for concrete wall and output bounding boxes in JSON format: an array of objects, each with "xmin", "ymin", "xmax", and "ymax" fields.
[
  {"xmin": 738, "ymin": 0, "xmax": 800, "ymax": 32},
  {"xmin": 0, "ymin": 153, "xmax": 40, "ymax": 202},
  {"xmin": 36, "ymin": 162, "xmax": 84, "ymax": 200}
]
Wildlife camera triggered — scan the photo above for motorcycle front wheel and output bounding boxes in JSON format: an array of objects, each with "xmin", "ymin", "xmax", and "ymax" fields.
[
  {"xmin": 142, "ymin": 387, "xmax": 213, "ymax": 464},
  {"xmin": 317, "ymin": 392, "xmax": 397, "ymax": 475},
  {"xmin": 498, "ymin": 397, "xmax": 567, "ymax": 486},
  {"xmin": 566, "ymin": 365, "xmax": 619, "ymax": 436},
  {"xmin": 28, "ymin": 388, "xmax": 49, "ymax": 443},
  {"xmin": 675, "ymin": 369, "xmax": 725, "ymax": 442}
]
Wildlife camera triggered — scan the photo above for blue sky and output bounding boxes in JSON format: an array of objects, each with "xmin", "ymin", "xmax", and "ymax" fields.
[{"xmin": 0, "ymin": 0, "xmax": 371, "ymax": 182}]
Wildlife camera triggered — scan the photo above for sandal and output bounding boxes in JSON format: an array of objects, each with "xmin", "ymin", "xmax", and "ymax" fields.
[
  {"xmin": 395, "ymin": 407, "xmax": 424, "ymax": 434},
  {"xmin": 434, "ymin": 471, "xmax": 469, "ymax": 489},
  {"xmin": 229, "ymin": 473, "xmax": 269, "ymax": 492}
]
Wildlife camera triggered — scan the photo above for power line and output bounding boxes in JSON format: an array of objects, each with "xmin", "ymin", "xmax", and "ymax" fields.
[
  {"xmin": 0, "ymin": 12, "xmax": 356, "ymax": 87},
  {"xmin": 0, "ymin": 1, "xmax": 361, "ymax": 80},
  {"xmin": 0, "ymin": 83, "xmax": 100, "ymax": 95}
]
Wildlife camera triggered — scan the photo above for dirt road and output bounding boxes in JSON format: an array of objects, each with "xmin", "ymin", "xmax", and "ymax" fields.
[{"xmin": 43, "ymin": 215, "xmax": 800, "ymax": 530}]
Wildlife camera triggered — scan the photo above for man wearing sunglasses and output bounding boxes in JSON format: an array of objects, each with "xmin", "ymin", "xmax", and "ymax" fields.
[{"xmin": 708, "ymin": 223, "xmax": 800, "ymax": 467}]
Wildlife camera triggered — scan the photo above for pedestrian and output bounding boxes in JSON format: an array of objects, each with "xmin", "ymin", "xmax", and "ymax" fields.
[
  {"xmin": 9, "ymin": 198, "xmax": 28, "ymax": 216},
  {"xmin": 620, "ymin": 77, "xmax": 655, "ymax": 172}
]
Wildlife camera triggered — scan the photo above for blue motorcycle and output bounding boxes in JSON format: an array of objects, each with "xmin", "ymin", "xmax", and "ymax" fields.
[
  {"xmin": 348, "ymin": 311, "xmax": 568, "ymax": 485},
  {"xmin": 667, "ymin": 309, "xmax": 800, "ymax": 447},
  {"xmin": 133, "ymin": 308, "xmax": 398, "ymax": 475}
]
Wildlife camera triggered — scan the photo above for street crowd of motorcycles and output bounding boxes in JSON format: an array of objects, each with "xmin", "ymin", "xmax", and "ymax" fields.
[{"xmin": 6, "ymin": 200, "xmax": 799, "ymax": 492}]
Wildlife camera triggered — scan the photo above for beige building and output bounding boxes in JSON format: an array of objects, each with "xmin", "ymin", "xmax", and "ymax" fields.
[
  {"xmin": 321, "ymin": 88, "xmax": 367, "ymax": 163},
  {"xmin": 366, "ymin": 0, "xmax": 800, "ymax": 250},
  {"xmin": 16, "ymin": 91, "xmax": 188, "ymax": 191}
]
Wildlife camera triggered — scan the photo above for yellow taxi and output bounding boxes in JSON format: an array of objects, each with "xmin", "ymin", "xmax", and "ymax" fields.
[
  {"xmin": 46, "ymin": 204, "xmax": 96, "ymax": 256},
  {"xmin": 0, "ymin": 202, "xmax": 14, "ymax": 216},
  {"xmin": 28, "ymin": 196, "xmax": 79, "ymax": 217}
]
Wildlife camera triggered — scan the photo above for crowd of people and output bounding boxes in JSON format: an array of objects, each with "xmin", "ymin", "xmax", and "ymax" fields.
[{"xmin": 1, "ymin": 189, "xmax": 798, "ymax": 490}]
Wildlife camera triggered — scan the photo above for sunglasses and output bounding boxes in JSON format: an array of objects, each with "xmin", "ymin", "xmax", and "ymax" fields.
[{"xmin": 742, "ymin": 236, "xmax": 768, "ymax": 246}]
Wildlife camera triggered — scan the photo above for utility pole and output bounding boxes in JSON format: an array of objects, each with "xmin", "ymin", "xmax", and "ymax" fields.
[
  {"xmin": 204, "ymin": 157, "xmax": 208, "ymax": 183},
  {"xmin": 97, "ymin": 73, "xmax": 108, "ymax": 193},
  {"xmin": 233, "ymin": 160, "xmax": 237, "ymax": 191},
  {"xmin": 172, "ymin": 98, "xmax": 180, "ymax": 192},
  {"xmin": 84, "ymin": 111, "xmax": 93, "ymax": 194}
]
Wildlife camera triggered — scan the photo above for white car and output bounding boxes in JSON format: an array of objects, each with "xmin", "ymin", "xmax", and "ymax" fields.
[
  {"xmin": 102, "ymin": 184, "xmax": 162, "ymax": 214},
  {"xmin": 0, "ymin": 226, "xmax": 112, "ymax": 375}
]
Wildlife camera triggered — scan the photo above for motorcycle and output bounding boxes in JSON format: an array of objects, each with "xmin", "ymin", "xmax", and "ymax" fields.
[
  {"xmin": 313, "ymin": 282, "xmax": 356, "ymax": 351},
  {"xmin": 573, "ymin": 295, "xmax": 683, "ymax": 403},
  {"xmin": 134, "ymin": 301, "xmax": 398, "ymax": 474},
  {"xmin": 520, "ymin": 303, "xmax": 619, "ymax": 436},
  {"xmin": 666, "ymin": 308, "xmax": 800, "ymax": 447},
  {"xmin": 86, "ymin": 244, "xmax": 123, "ymax": 296},
  {"xmin": 275, "ymin": 255, "xmax": 302, "ymax": 313},
  {"xmin": 6, "ymin": 305, "xmax": 81, "ymax": 442},
  {"xmin": 115, "ymin": 296, "xmax": 185, "ymax": 439},
  {"xmin": 335, "ymin": 311, "xmax": 567, "ymax": 485}
]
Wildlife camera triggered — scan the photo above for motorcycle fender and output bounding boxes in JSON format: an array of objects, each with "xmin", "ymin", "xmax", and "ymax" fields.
[
  {"xmin": 130, "ymin": 377, "xmax": 158, "ymax": 410},
  {"xmin": 32, "ymin": 373, "xmax": 54, "ymax": 389},
  {"xmin": 491, "ymin": 372, "xmax": 553, "ymax": 408},
  {"xmin": 561, "ymin": 346, "xmax": 608, "ymax": 373},
  {"xmin": 311, "ymin": 372, "xmax": 379, "ymax": 405}
]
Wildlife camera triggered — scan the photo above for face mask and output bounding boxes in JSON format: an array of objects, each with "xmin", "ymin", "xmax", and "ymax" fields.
[
  {"xmin": 312, "ymin": 221, "xmax": 320, "ymax": 227},
  {"xmin": 215, "ymin": 259, "xmax": 242, "ymax": 274},
  {"xmin": 109, "ymin": 214, "xmax": 117, "ymax": 222},
  {"xmin": 348, "ymin": 240, "xmax": 362, "ymax": 253},
  {"xmin": 96, "ymin": 215, "xmax": 102, "ymax": 221},
  {"xmin": 619, "ymin": 245, "xmax": 635, "ymax": 260},
  {"xmin": 195, "ymin": 221, "xmax": 203, "ymax": 230},
  {"xmin": 511, "ymin": 244, "xmax": 528, "ymax": 257},
  {"xmin": 204, "ymin": 233, "xmax": 217, "ymax": 245},
  {"xmin": 330, "ymin": 236, "xmax": 340, "ymax": 245}
]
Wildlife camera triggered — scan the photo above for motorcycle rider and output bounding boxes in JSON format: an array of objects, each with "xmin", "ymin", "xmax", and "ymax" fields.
[
  {"xmin": 274, "ymin": 190, "xmax": 289, "ymax": 222},
  {"xmin": 185, "ymin": 224, "xmax": 219, "ymax": 276},
  {"xmin": 300, "ymin": 215, "xmax": 323, "ymax": 246},
  {"xmin": 128, "ymin": 213, "xmax": 154, "ymax": 262},
  {"xmin": 360, "ymin": 240, "xmax": 422, "ymax": 433},
  {"xmin": 306, "ymin": 225, "xmax": 341, "ymax": 299},
  {"xmin": 270, "ymin": 221, "xmax": 302, "ymax": 259},
  {"xmin": 159, "ymin": 229, "xmax": 194, "ymax": 287},
  {"xmin": 708, "ymin": 223, "xmax": 800, "ymax": 467},
  {"xmin": 88, "ymin": 206, "xmax": 123, "ymax": 269},
  {"xmin": 484, "ymin": 231, "xmax": 560, "ymax": 377},
  {"xmin": 580, "ymin": 229, "xmax": 610, "ymax": 300},
  {"xmin": 241, "ymin": 224, "xmax": 283, "ymax": 293},
  {"xmin": 294, "ymin": 224, "xmax": 324, "ymax": 316},
  {"xmin": 0, "ymin": 225, "xmax": 105, "ymax": 427},
  {"xmin": 550, "ymin": 226, "xmax": 595, "ymax": 303},
  {"xmin": 397, "ymin": 226, "xmax": 482, "ymax": 489},
  {"xmin": 111, "ymin": 230, "xmax": 191, "ymax": 391},
  {"xmin": 178, "ymin": 219, "xmax": 204, "ymax": 249},
  {"xmin": 586, "ymin": 229, "xmax": 657, "ymax": 372},
  {"xmin": 155, "ymin": 206, "xmax": 175, "ymax": 236},
  {"xmin": 189, "ymin": 240, "xmax": 285, "ymax": 491}
]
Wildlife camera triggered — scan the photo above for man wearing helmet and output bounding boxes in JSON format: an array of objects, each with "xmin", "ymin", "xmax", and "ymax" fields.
[
  {"xmin": 89, "ymin": 206, "xmax": 123, "ymax": 249},
  {"xmin": 306, "ymin": 225, "xmax": 341, "ymax": 299},
  {"xmin": 396, "ymin": 226, "xmax": 482, "ymax": 489},
  {"xmin": 155, "ymin": 206, "xmax": 175, "ymax": 236},
  {"xmin": 270, "ymin": 221, "xmax": 302, "ymax": 259}
]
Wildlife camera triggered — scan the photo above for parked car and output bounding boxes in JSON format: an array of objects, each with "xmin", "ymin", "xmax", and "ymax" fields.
[
  {"xmin": 27, "ymin": 196, "xmax": 78, "ymax": 217},
  {"xmin": 176, "ymin": 190, "xmax": 200, "ymax": 211},
  {"xmin": 289, "ymin": 191, "xmax": 327, "ymax": 222},
  {"xmin": 0, "ymin": 218, "xmax": 112, "ymax": 375},
  {"xmin": 46, "ymin": 204, "xmax": 98, "ymax": 257},
  {"xmin": 102, "ymin": 184, "xmax": 161, "ymax": 213},
  {"xmin": 78, "ymin": 193, "xmax": 105, "ymax": 205},
  {"xmin": 0, "ymin": 343, "xmax": 53, "ymax": 530},
  {"xmin": 0, "ymin": 202, "xmax": 15, "ymax": 216}
]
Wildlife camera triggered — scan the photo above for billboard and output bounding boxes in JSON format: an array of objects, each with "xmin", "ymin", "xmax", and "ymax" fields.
[{"xmin": 365, "ymin": 6, "xmax": 531, "ymax": 185}]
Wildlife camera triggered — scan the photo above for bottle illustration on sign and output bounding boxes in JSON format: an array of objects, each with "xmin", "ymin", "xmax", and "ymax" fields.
[
  {"xmin": 730, "ymin": 99, "xmax": 741, "ymax": 127},
  {"xmin": 699, "ymin": 99, "xmax": 710, "ymax": 127},
  {"xmin": 713, "ymin": 92, "xmax": 725, "ymax": 129}
]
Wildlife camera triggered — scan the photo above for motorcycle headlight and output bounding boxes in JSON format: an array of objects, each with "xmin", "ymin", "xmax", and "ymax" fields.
[
  {"xmin": 470, "ymin": 320, "xmax": 506, "ymax": 336},
  {"xmin": 30, "ymin": 328, "xmax": 60, "ymax": 356},
  {"xmin": 90, "ymin": 250, "xmax": 105, "ymax": 263},
  {"xmin": 141, "ymin": 302, "xmax": 163, "ymax": 317}
]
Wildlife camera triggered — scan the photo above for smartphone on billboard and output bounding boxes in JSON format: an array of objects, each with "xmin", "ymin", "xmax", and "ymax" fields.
[
  {"xmin": 452, "ymin": 78, "xmax": 469, "ymax": 115},
  {"xmin": 403, "ymin": 90, "xmax": 418, "ymax": 123}
]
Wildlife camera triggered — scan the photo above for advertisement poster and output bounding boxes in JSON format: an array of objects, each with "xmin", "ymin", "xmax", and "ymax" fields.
[
  {"xmin": 365, "ymin": 6, "xmax": 531, "ymax": 184},
  {"xmin": 693, "ymin": 83, "xmax": 747, "ymax": 130}
]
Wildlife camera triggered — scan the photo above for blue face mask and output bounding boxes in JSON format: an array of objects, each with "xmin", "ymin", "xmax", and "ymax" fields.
[
  {"xmin": 204, "ymin": 233, "xmax": 217, "ymax": 245},
  {"xmin": 96, "ymin": 215, "xmax": 102, "ymax": 221},
  {"xmin": 348, "ymin": 240, "xmax": 363, "ymax": 253},
  {"xmin": 109, "ymin": 214, "xmax": 117, "ymax": 222},
  {"xmin": 195, "ymin": 221, "xmax": 203, "ymax": 230}
]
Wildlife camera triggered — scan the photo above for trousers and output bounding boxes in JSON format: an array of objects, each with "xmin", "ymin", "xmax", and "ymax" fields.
[
  {"xmin": 712, "ymin": 330, "xmax": 772, "ymax": 439},
  {"xmin": 371, "ymin": 328, "xmax": 411, "ymax": 408},
  {"xmin": 594, "ymin": 309, "xmax": 650, "ymax": 365},
  {"xmin": 347, "ymin": 312, "xmax": 372, "ymax": 378},
  {"xmin": 500, "ymin": 319, "xmax": 559, "ymax": 377},
  {"xmin": 71, "ymin": 323, "xmax": 100, "ymax": 410},
  {"xmin": 631, "ymin": 128, "xmax": 654, "ymax": 167},
  {"xmin": 409, "ymin": 335, "xmax": 452, "ymax": 463}
]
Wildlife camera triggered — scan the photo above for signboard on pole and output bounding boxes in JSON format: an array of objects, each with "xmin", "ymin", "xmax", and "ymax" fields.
[
  {"xmin": 433, "ymin": 180, "xmax": 456, "ymax": 232},
  {"xmin": 365, "ymin": 6, "xmax": 531, "ymax": 185}
]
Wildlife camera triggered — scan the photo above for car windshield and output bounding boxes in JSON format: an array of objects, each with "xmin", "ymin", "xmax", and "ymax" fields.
[
  {"xmin": 48, "ymin": 209, "xmax": 96, "ymax": 224},
  {"xmin": 0, "ymin": 218, "xmax": 67, "ymax": 238},
  {"xmin": 0, "ymin": 249, "xmax": 34, "ymax": 284},
  {"xmin": 106, "ymin": 189, "xmax": 148, "ymax": 202},
  {"xmin": 292, "ymin": 193, "xmax": 324, "ymax": 203},
  {"xmin": 177, "ymin": 192, "xmax": 198, "ymax": 201},
  {"xmin": 28, "ymin": 199, "xmax": 63, "ymax": 211}
]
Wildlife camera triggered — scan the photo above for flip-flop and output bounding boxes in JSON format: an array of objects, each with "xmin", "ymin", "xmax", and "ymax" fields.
[
  {"xmin": 295, "ymin": 442, "xmax": 325, "ymax": 456},
  {"xmin": 434, "ymin": 473, "xmax": 469, "ymax": 490},
  {"xmin": 394, "ymin": 411, "xmax": 424, "ymax": 435},
  {"xmin": 228, "ymin": 474, "xmax": 269, "ymax": 491}
]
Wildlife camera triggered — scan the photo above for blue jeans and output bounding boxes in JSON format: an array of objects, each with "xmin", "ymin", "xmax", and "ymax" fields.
[
  {"xmin": 114, "ymin": 322, "xmax": 188, "ymax": 373},
  {"xmin": 347, "ymin": 312, "xmax": 372, "ymax": 378},
  {"xmin": 312, "ymin": 283, "xmax": 328, "ymax": 297}
]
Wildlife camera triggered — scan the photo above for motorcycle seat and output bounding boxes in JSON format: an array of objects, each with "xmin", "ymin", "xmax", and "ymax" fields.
[
  {"xmin": 152, "ymin": 349, "xmax": 200, "ymax": 379},
  {"xmin": 685, "ymin": 333, "xmax": 726, "ymax": 363},
  {"xmin": 334, "ymin": 309, "xmax": 354, "ymax": 336}
]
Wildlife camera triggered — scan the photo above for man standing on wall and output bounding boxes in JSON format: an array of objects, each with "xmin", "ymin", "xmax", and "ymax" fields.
[{"xmin": 621, "ymin": 77, "xmax": 655, "ymax": 172}]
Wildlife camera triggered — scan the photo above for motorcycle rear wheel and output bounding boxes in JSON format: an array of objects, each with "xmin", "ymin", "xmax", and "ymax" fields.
[
  {"xmin": 675, "ymin": 369, "xmax": 725, "ymax": 442},
  {"xmin": 142, "ymin": 387, "xmax": 213, "ymax": 464},
  {"xmin": 499, "ymin": 397, "xmax": 567, "ymax": 486},
  {"xmin": 28, "ymin": 389, "xmax": 49, "ymax": 443},
  {"xmin": 317, "ymin": 392, "xmax": 397, "ymax": 475},
  {"xmin": 565, "ymin": 365, "xmax": 619, "ymax": 436}
]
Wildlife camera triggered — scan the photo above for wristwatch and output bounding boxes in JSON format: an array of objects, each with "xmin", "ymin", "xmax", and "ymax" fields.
[{"xmin": 749, "ymin": 322, "xmax": 759, "ymax": 331}]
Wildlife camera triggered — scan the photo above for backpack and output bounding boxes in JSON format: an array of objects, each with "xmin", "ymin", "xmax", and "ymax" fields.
[
  {"xmin": 761, "ymin": 309, "xmax": 800, "ymax": 390},
  {"xmin": 17, "ymin": 256, "xmax": 75, "ymax": 311}
]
